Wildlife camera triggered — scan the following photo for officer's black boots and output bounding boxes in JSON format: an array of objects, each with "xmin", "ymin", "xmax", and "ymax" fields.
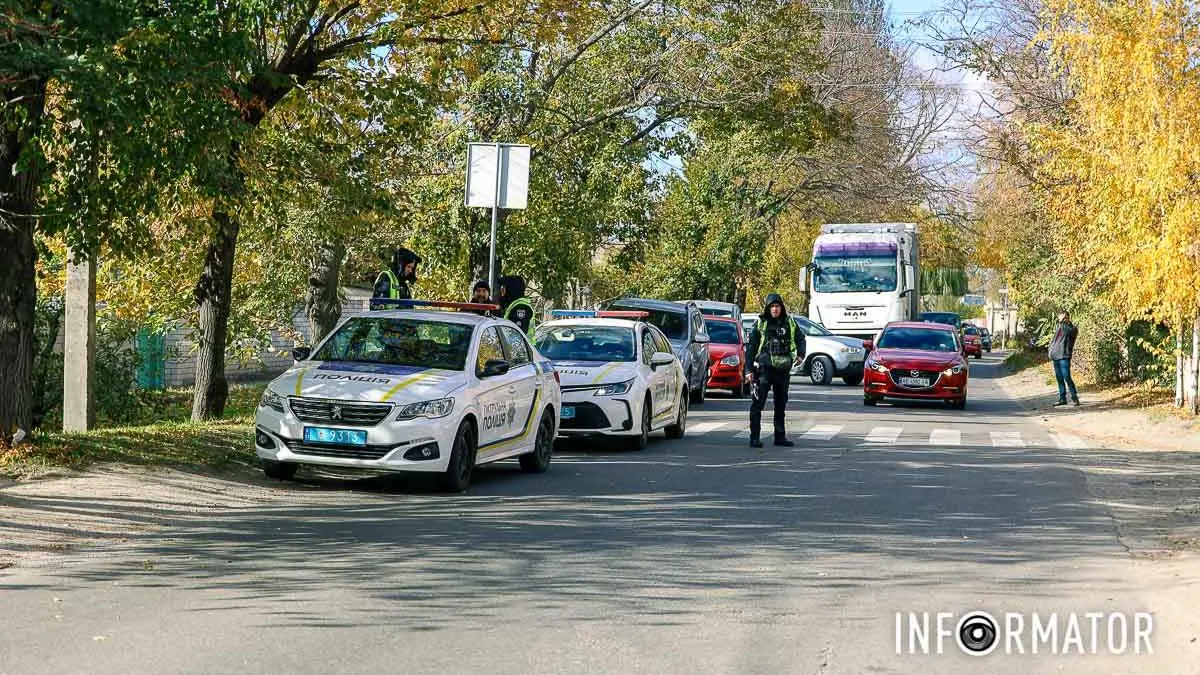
[
  {"xmin": 774, "ymin": 437, "xmax": 795, "ymax": 447},
  {"xmin": 749, "ymin": 438, "xmax": 764, "ymax": 448}
]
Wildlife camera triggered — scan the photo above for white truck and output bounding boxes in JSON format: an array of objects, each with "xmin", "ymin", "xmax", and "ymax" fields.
[{"xmin": 798, "ymin": 222, "xmax": 920, "ymax": 341}]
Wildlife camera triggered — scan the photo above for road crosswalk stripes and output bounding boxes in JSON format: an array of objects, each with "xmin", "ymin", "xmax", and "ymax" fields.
[
  {"xmin": 928, "ymin": 429, "xmax": 961, "ymax": 446},
  {"xmin": 865, "ymin": 426, "xmax": 903, "ymax": 444},
  {"xmin": 1051, "ymin": 432, "xmax": 1089, "ymax": 450},
  {"xmin": 801, "ymin": 425, "xmax": 842, "ymax": 441},
  {"xmin": 689, "ymin": 421, "xmax": 734, "ymax": 435},
  {"xmin": 990, "ymin": 431, "xmax": 1025, "ymax": 448}
]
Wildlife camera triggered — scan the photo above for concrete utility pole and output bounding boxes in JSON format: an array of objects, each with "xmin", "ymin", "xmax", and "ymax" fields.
[{"xmin": 63, "ymin": 249, "xmax": 96, "ymax": 432}]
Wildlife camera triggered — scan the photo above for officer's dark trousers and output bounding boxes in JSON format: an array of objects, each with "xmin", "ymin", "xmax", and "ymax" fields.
[{"xmin": 749, "ymin": 367, "xmax": 790, "ymax": 441}]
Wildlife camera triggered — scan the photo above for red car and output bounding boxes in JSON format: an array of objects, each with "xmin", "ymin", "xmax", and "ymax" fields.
[
  {"xmin": 961, "ymin": 325, "xmax": 984, "ymax": 359},
  {"xmin": 862, "ymin": 321, "xmax": 969, "ymax": 409},
  {"xmin": 704, "ymin": 316, "xmax": 748, "ymax": 397}
]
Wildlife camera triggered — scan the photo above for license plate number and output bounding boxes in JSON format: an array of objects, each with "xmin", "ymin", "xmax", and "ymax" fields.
[
  {"xmin": 303, "ymin": 427, "xmax": 367, "ymax": 446},
  {"xmin": 561, "ymin": 406, "xmax": 576, "ymax": 420},
  {"xmin": 898, "ymin": 377, "xmax": 931, "ymax": 388}
]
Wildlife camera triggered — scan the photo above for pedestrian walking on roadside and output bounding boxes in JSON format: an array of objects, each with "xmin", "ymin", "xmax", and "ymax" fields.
[
  {"xmin": 1048, "ymin": 310, "xmax": 1079, "ymax": 407},
  {"xmin": 745, "ymin": 293, "xmax": 801, "ymax": 448}
]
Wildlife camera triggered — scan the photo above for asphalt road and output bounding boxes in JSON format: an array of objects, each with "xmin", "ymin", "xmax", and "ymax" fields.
[{"xmin": 2, "ymin": 352, "xmax": 1196, "ymax": 674}]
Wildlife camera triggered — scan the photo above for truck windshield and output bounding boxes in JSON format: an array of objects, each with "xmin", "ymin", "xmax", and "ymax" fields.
[{"xmin": 813, "ymin": 255, "xmax": 897, "ymax": 293}]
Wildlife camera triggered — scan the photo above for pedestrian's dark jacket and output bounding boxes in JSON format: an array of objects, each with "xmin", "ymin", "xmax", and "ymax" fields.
[
  {"xmin": 745, "ymin": 293, "xmax": 803, "ymax": 374},
  {"xmin": 1048, "ymin": 320, "xmax": 1078, "ymax": 360},
  {"xmin": 373, "ymin": 247, "xmax": 421, "ymax": 300}
]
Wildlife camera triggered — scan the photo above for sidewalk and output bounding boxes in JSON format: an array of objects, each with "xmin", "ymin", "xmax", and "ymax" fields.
[{"xmin": 997, "ymin": 354, "xmax": 1200, "ymax": 556}]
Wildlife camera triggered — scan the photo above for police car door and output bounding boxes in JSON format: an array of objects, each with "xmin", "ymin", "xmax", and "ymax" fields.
[
  {"xmin": 474, "ymin": 326, "xmax": 523, "ymax": 448},
  {"xmin": 640, "ymin": 327, "xmax": 667, "ymax": 418},
  {"xmin": 497, "ymin": 325, "xmax": 538, "ymax": 449},
  {"xmin": 649, "ymin": 327, "xmax": 680, "ymax": 418}
]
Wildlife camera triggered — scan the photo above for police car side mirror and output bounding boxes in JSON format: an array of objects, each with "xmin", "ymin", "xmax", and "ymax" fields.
[
  {"xmin": 480, "ymin": 359, "xmax": 511, "ymax": 378},
  {"xmin": 650, "ymin": 352, "xmax": 674, "ymax": 369},
  {"xmin": 292, "ymin": 346, "xmax": 312, "ymax": 362}
]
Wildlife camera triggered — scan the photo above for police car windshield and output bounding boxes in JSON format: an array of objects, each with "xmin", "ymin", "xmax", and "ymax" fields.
[
  {"xmin": 534, "ymin": 326, "xmax": 636, "ymax": 362},
  {"xmin": 704, "ymin": 320, "xmax": 741, "ymax": 345},
  {"xmin": 610, "ymin": 305, "xmax": 686, "ymax": 341},
  {"xmin": 313, "ymin": 317, "xmax": 473, "ymax": 371},
  {"xmin": 877, "ymin": 327, "xmax": 959, "ymax": 353}
]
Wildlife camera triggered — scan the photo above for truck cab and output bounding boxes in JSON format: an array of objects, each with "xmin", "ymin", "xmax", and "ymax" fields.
[{"xmin": 799, "ymin": 223, "xmax": 920, "ymax": 341}]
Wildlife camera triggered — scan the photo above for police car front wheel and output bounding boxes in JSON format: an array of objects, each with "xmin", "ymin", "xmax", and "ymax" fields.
[{"xmin": 439, "ymin": 421, "xmax": 478, "ymax": 493}]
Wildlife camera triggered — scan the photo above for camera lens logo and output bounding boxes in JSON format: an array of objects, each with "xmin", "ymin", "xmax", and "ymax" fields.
[{"xmin": 956, "ymin": 612, "xmax": 999, "ymax": 656}]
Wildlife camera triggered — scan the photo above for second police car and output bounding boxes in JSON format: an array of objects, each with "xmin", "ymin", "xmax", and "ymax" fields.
[
  {"xmin": 254, "ymin": 300, "xmax": 562, "ymax": 492},
  {"xmin": 533, "ymin": 311, "xmax": 688, "ymax": 450}
]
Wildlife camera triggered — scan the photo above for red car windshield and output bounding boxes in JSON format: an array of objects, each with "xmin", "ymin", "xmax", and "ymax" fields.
[
  {"xmin": 877, "ymin": 327, "xmax": 959, "ymax": 352},
  {"xmin": 704, "ymin": 320, "xmax": 741, "ymax": 345}
]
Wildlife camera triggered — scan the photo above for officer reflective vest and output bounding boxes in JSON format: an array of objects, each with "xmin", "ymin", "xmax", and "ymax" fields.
[
  {"xmin": 375, "ymin": 270, "xmax": 401, "ymax": 299},
  {"xmin": 503, "ymin": 297, "xmax": 537, "ymax": 336},
  {"xmin": 752, "ymin": 317, "xmax": 798, "ymax": 370}
]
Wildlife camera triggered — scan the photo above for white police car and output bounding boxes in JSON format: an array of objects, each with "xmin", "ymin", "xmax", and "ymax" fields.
[
  {"xmin": 254, "ymin": 300, "xmax": 562, "ymax": 492},
  {"xmin": 533, "ymin": 311, "xmax": 687, "ymax": 450}
]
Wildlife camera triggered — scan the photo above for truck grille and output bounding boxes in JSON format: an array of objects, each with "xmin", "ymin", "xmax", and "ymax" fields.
[
  {"xmin": 288, "ymin": 398, "xmax": 392, "ymax": 427},
  {"xmin": 286, "ymin": 442, "xmax": 393, "ymax": 461}
]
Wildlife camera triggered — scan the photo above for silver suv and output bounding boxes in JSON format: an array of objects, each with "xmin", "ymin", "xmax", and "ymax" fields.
[
  {"xmin": 790, "ymin": 315, "xmax": 867, "ymax": 386},
  {"xmin": 607, "ymin": 298, "xmax": 711, "ymax": 404}
]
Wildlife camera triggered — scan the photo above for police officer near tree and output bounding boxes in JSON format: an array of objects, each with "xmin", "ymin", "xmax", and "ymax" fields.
[
  {"xmin": 744, "ymin": 293, "xmax": 803, "ymax": 448},
  {"xmin": 373, "ymin": 247, "xmax": 421, "ymax": 303},
  {"xmin": 497, "ymin": 275, "xmax": 537, "ymax": 336}
]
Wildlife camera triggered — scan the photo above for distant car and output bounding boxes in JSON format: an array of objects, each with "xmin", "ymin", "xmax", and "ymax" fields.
[
  {"xmin": 534, "ymin": 313, "xmax": 687, "ymax": 450},
  {"xmin": 254, "ymin": 304, "xmax": 562, "ymax": 492},
  {"xmin": 789, "ymin": 315, "xmax": 867, "ymax": 386},
  {"xmin": 863, "ymin": 321, "xmax": 969, "ymax": 409},
  {"xmin": 980, "ymin": 327, "xmax": 993, "ymax": 352},
  {"xmin": 704, "ymin": 317, "xmax": 747, "ymax": 397},
  {"xmin": 919, "ymin": 312, "xmax": 963, "ymax": 331},
  {"xmin": 606, "ymin": 298, "xmax": 711, "ymax": 405},
  {"xmin": 741, "ymin": 315, "xmax": 756, "ymax": 341},
  {"xmin": 691, "ymin": 300, "xmax": 742, "ymax": 322},
  {"xmin": 962, "ymin": 325, "xmax": 984, "ymax": 358}
]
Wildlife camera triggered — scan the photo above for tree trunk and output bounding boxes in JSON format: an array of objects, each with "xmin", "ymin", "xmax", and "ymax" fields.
[
  {"xmin": 306, "ymin": 238, "xmax": 346, "ymax": 344},
  {"xmin": 1191, "ymin": 312, "xmax": 1200, "ymax": 415},
  {"xmin": 191, "ymin": 210, "xmax": 241, "ymax": 421},
  {"xmin": 1176, "ymin": 321, "xmax": 1185, "ymax": 408},
  {"xmin": 0, "ymin": 80, "xmax": 46, "ymax": 442}
]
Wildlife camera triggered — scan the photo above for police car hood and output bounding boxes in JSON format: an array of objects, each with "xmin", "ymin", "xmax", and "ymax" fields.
[
  {"xmin": 551, "ymin": 360, "xmax": 637, "ymax": 388},
  {"xmin": 274, "ymin": 361, "xmax": 467, "ymax": 403}
]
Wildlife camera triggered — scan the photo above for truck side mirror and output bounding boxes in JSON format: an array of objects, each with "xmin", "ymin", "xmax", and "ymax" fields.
[{"xmin": 798, "ymin": 267, "xmax": 809, "ymax": 292}]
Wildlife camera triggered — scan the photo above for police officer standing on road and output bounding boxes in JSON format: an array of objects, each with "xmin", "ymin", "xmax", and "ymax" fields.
[
  {"xmin": 745, "ymin": 293, "xmax": 802, "ymax": 448},
  {"xmin": 373, "ymin": 247, "xmax": 421, "ymax": 302},
  {"xmin": 497, "ymin": 275, "xmax": 537, "ymax": 336}
]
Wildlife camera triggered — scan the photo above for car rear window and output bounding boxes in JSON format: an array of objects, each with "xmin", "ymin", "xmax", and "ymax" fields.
[
  {"xmin": 704, "ymin": 320, "xmax": 741, "ymax": 344},
  {"xmin": 878, "ymin": 327, "xmax": 959, "ymax": 352},
  {"xmin": 610, "ymin": 304, "xmax": 686, "ymax": 340}
]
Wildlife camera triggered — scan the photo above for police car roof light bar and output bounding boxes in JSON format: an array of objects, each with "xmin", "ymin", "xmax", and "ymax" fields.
[
  {"xmin": 370, "ymin": 299, "xmax": 500, "ymax": 312},
  {"xmin": 597, "ymin": 310, "xmax": 649, "ymax": 319},
  {"xmin": 549, "ymin": 310, "xmax": 597, "ymax": 318}
]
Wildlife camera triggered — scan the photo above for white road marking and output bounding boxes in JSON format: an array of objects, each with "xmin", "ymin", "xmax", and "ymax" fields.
[
  {"xmin": 689, "ymin": 421, "xmax": 731, "ymax": 434},
  {"xmin": 928, "ymin": 429, "xmax": 961, "ymax": 446},
  {"xmin": 735, "ymin": 429, "xmax": 751, "ymax": 439},
  {"xmin": 865, "ymin": 426, "xmax": 903, "ymax": 444},
  {"xmin": 802, "ymin": 425, "xmax": 843, "ymax": 441},
  {"xmin": 991, "ymin": 431, "xmax": 1025, "ymax": 448},
  {"xmin": 1051, "ymin": 432, "xmax": 1089, "ymax": 450}
]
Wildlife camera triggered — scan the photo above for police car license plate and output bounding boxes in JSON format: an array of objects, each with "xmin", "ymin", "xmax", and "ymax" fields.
[
  {"xmin": 304, "ymin": 427, "xmax": 368, "ymax": 446},
  {"xmin": 898, "ymin": 377, "xmax": 931, "ymax": 388},
  {"xmin": 561, "ymin": 406, "xmax": 576, "ymax": 420}
]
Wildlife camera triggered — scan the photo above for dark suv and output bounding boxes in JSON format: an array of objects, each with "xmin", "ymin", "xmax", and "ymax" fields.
[
  {"xmin": 919, "ymin": 312, "xmax": 963, "ymax": 331},
  {"xmin": 606, "ymin": 297, "xmax": 711, "ymax": 404}
]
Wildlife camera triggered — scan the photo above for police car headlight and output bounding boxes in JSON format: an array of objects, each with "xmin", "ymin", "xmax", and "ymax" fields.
[
  {"xmin": 720, "ymin": 355, "xmax": 741, "ymax": 367},
  {"xmin": 942, "ymin": 364, "xmax": 964, "ymax": 377},
  {"xmin": 259, "ymin": 388, "xmax": 286, "ymax": 413},
  {"xmin": 396, "ymin": 398, "xmax": 455, "ymax": 420},
  {"xmin": 594, "ymin": 379, "xmax": 634, "ymax": 396}
]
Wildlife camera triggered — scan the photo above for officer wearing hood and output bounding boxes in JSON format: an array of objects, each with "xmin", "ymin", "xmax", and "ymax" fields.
[
  {"xmin": 745, "ymin": 293, "xmax": 802, "ymax": 448},
  {"xmin": 498, "ymin": 275, "xmax": 536, "ymax": 335},
  {"xmin": 373, "ymin": 247, "xmax": 421, "ymax": 302}
]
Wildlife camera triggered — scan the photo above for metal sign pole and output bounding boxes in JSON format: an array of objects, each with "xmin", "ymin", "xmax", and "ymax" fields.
[{"xmin": 488, "ymin": 143, "xmax": 502, "ymax": 299}]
